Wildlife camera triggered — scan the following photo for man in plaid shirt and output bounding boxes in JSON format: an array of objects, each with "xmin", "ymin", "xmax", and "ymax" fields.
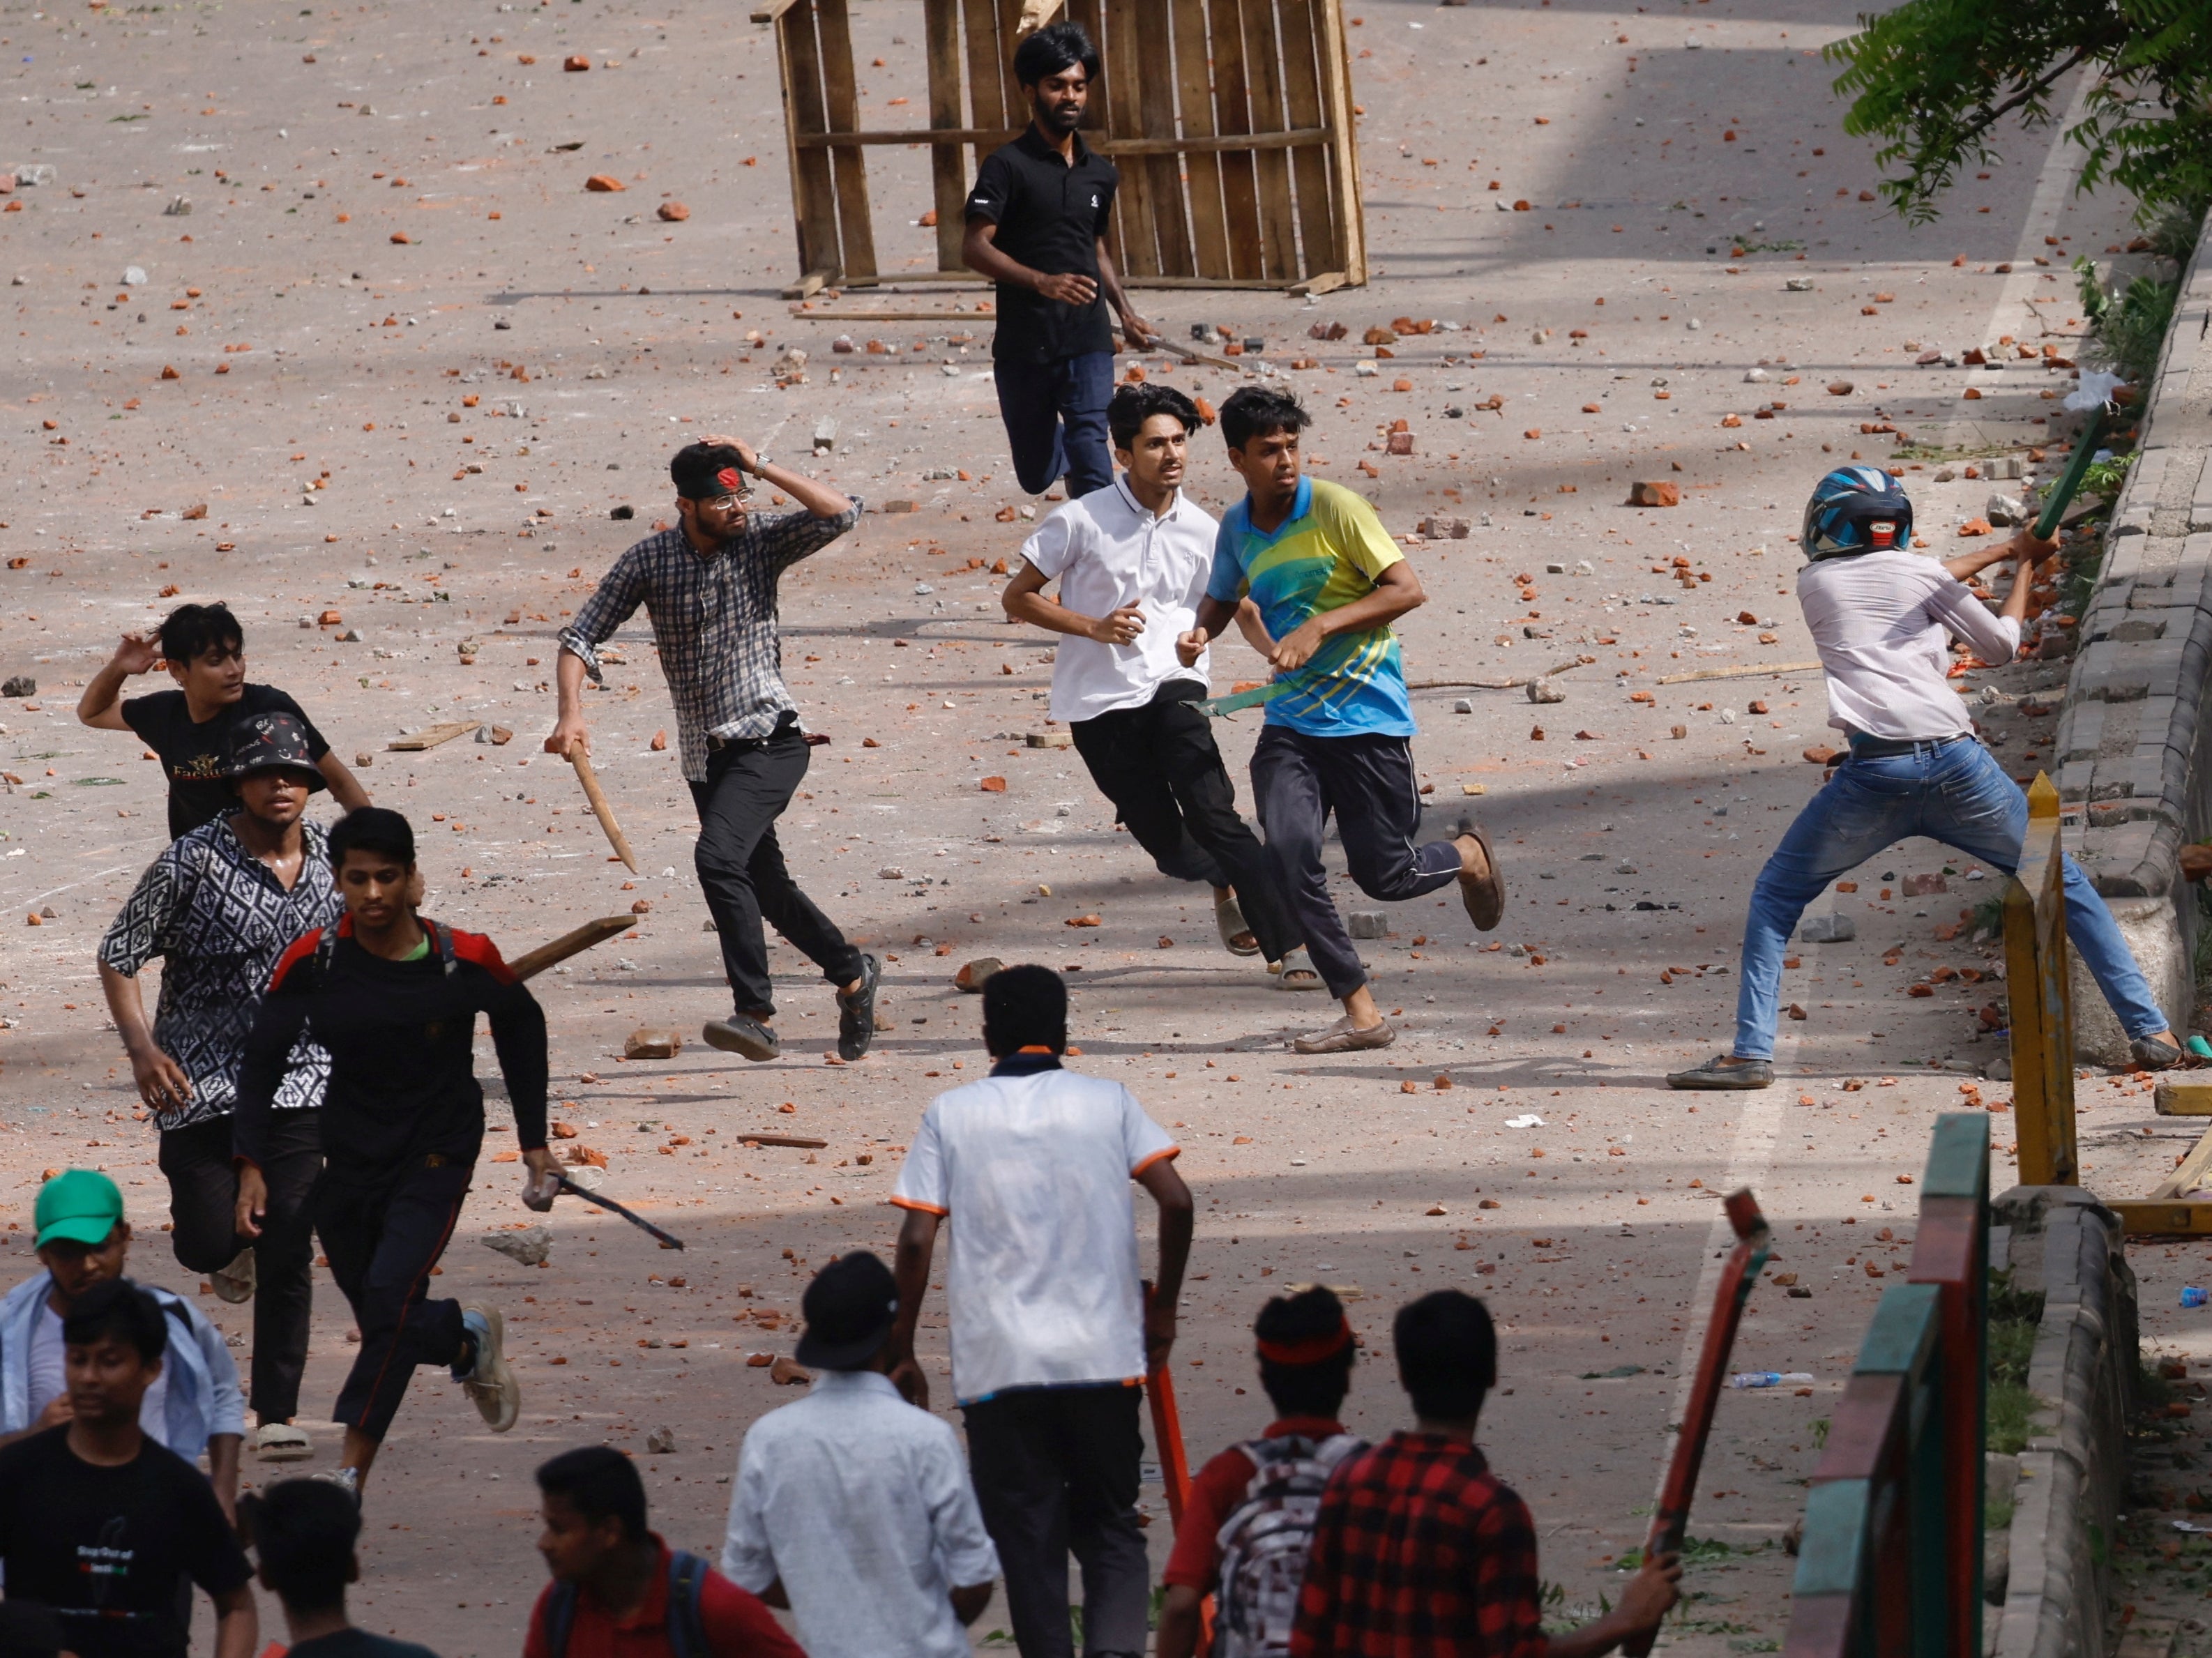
[
  {"xmin": 551, "ymin": 439, "xmax": 882, "ymax": 1065},
  {"xmin": 1290, "ymin": 1292, "xmax": 1681, "ymax": 1658}
]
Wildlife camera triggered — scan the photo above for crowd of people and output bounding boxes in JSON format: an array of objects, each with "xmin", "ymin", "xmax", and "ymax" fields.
[{"xmin": 6, "ymin": 16, "xmax": 2189, "ymax": 1657}]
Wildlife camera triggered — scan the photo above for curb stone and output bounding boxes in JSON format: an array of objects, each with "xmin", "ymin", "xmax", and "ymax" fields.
[
  {"xmin": 2057, "ymin": 212, "xmax": 2212, "ymax": 1061},
  {"xmin": 1990, "ymin": 1186, "xmax": 2139, "ymax": 1658}
]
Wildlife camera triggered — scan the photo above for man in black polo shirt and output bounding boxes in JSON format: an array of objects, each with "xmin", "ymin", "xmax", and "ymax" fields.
[{"xmin": 962, "ymin": 21, "xmax": 1154, "ymax": 502}]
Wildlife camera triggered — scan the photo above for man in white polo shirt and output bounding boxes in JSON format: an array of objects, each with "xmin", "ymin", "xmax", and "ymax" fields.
[
  {"xmin": 1001, "ymin": 381, "xmax": 1312, "ymax": 984},
  {"xmin": 888, "ymin": 964, "xmax": 1194, "ymax": 1658}
]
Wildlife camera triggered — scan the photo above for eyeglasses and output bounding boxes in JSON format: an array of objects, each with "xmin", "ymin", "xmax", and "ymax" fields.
[{"xmin": 699, "ymin": 490, "xmax": 752, "ymax": 512}]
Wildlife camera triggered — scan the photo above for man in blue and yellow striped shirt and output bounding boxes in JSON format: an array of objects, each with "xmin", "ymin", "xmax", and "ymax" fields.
[{"xmin": 1179, "ymin": 388, "xmax": 1506, "ymax": 1054}]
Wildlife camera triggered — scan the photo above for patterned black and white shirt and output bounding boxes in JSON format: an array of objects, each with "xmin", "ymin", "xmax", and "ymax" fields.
[
  {"xmin": 557, "ymin": 502, "xmax": 863, "ymax": 783},
  {"xmin": 98, "ymin": 816, "xmax": 342, "ymax": 1131}
]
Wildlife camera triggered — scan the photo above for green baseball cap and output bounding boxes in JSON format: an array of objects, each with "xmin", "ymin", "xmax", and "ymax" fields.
[{"xmin": 34, "ymin": 1169, "xmax": 124, "ymax": 1250}]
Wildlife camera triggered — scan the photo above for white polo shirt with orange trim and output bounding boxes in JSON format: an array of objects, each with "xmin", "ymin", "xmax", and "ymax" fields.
[{"xmin": 892, "ymin": 1060, "xmax": 1178, "ymax": 1406}]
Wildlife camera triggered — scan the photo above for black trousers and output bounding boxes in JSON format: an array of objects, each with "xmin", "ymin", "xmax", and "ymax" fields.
[
  {"xmin": 963, "ymin": 1384, "xmax": 1151, "ymax": 1658},
  {"xmin": 1250, "ymin": 724, "xmax": 1463, "ymax": 1000},
  {"xmin": 158, "ymin": 1109, "xmax": 321, "ymax": 1424},
  {"xmin": 1069, "ymin": 681, "xmax": 1302, "ymax": 964},
  {"xmin": 315, "ymin": 1157, "xmax": 472, "ymax": 1444},
  {"xmin": 687, "ymin": 726, "xmax": 863, "ymax": 1017}
]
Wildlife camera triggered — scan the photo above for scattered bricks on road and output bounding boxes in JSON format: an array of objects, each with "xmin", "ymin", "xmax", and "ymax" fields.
[{"xmin": 1628, "ymin": 480, "xmax": 1681, "ymax": 506}]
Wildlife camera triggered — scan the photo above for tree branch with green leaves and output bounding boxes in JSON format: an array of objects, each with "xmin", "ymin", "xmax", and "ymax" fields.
[{"xmin": 1827, "ymin": 0, "xmax": 2212, "ymax": 225}]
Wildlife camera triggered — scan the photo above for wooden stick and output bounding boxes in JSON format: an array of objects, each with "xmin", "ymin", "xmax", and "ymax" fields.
[
  {"xmin": 568, "ymin": 747, "xmax": 639, "ymax": 872},
  {"xmin": 386, "ymin": 720, "xmax": 481, "ymax": 752},
  {"xmin": 1624, "ymin": 1189, "xmax": 1771, "ymax": 1657},
  {"xmin": 1654, "ymin": 660, "xmax": 1824, "ymax": 686},
  {"xmin": 508, "ymin": 915, "xmax": 636, "ymax": 983},
  {"xmin": 736, "ymin": 1133, "xmax": 832, "ymax": 1150},
  {"xmin": 1408, "ymin": 655, "xmax": 1593, "ymax": 692}
]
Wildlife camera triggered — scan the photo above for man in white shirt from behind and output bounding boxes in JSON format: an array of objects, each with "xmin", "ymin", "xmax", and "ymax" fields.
[
  {"xmin": 886, "ymin": 963, "xmax": 1195, "ymax": 1658},
  {"xmin": 1671, "ymin": 466, "xmax": 2182, "ymax": 1090},
  {"xmin": 1001, "ymin": 381, "xmax": 1313, "ymax": 987},
  {"xmin": 721, "ymin": 1249, "xmax": 999, "ymax": 1658}
]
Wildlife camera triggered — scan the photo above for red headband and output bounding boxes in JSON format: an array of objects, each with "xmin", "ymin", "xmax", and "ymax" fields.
[{"xmin": 1256, "ymin": 1318, "xmax": 1352, "ymax": 1367}]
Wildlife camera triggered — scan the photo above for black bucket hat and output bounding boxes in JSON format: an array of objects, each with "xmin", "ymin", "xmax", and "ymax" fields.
[
  {"xmin": 794, "ymin": 1251, "xmax": 900, "ymax": 1370},
  {"xmin": 227, "ymin": 712, "xmax": 326, "ymax": 789}
]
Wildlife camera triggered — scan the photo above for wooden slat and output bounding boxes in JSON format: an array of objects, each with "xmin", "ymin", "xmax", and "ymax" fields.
[
  {"xmin": 923, "ymin": 0, "xmax": 971, "ymax": 270},
  {"xmin": 750, "ymin": 0, "xmax": 804, "ymax": 20},
  {"xmin": 2114, "ymin": 1200, "xmax": 2212, "ymax": 1236},
  {"xmin": 1134, "ymin": 0, "xmax": 1194, "ymax": 277},
  {"xmin": 1313, "ymin": 0, "xmax": 1363, "ymax": 284},
  {"xmin": 781, "ymin": 4, "xmax": 845, "ymax": 280},
  {"xmin": 1208, "ymin": 0, "xmax": 1265, "ymax": 282},
  {"xmin": 2150, "ymin": 1123, "xmax": 2212, "ymax": 1199},
  {"xmin": 814, "ymin": 0, "xmax": 878, "ymax": 280},
  {"xmin": 1099, "ymin": 0, "xmax": 1159, "ymax": 276},
  {"xmin": 2156, "ymin": 1081, "xmax": 2212, "ymax": 1115},
  {"xmin": 996, "ymin": 0, "xmax": 1031, "ymax": 136},
  {"xmin": 1239, "ymin": 0, "xmax": 1297, "ymax": 281},
  {"xmin": 1275, "ymin": 0, "xmax": 1337, "ymax": 277},
  {"xmin": 794, "ymin": 126, "xmax": 1330, "ymax": 152},
  {"xmin": 962, "ymin": 0, "xmax": 1007, "ymax": 132},
  {"xmin": 1172, "ymin": 0, "xmax": 1233, "ymax": 280},
  {"xmin": 386, "ymin": 720, "xmax": 481, "ymax": 752}
]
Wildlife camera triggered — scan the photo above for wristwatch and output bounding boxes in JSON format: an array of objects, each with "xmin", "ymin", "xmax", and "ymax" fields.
[{"xmin": 751, "ymin": 452, "xmax": 773, "ymax": 477}]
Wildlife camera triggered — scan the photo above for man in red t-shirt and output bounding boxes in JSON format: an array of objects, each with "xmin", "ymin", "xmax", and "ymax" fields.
[
  {"xmin": 522, "ymin": 1446, "xmax": 802, "ymax": 1658},
  {"xmin": 1158, "ymin": 1286, "xmax": 1364, "ymax": 1658}
]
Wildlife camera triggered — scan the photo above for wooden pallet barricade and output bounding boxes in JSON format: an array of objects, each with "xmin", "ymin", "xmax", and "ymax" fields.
[{"xmin": 751, "ymin": 0, "xmax": 1365, "ymax": 296}]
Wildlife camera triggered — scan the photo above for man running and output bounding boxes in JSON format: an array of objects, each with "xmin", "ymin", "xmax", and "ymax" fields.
[
  {"xmin": 1670, "ymin": 466, "xmax": 2183, "ymax": 1088},
  {"xmin": 1003, "ymin": 381, "xmax": 1310, "ymax": 984},
  {"xmin": 1182, "ymin": 388, "xmax": 1505, "ymax": 1054},
  {"xmin": 550, "ymin": 439, "xmax": 881, "ymax": 1066},
  {"xmin": 235, "ymin": 807, "xmax": 557, "ymax": 1496},
  {"xmin": 77, "ymin": 602, "xmax": 370, "ymax": 840},
  {"xmin": 96, "ymin": 714, "xmax": 340, "ymax": 1465}
]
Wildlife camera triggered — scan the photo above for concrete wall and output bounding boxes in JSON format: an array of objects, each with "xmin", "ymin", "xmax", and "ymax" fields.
[
  {"xmin": 2054, "ymin": 219, "xmax": 2212, "ymax": 1062},
  {"xmin": 1988, "ymin": 1186, "xmax": 2139, "ymax": 1658}
]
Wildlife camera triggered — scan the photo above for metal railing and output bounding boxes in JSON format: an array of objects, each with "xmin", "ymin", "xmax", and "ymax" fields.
[{"xmin": 1782, "ymin": 1112, "xmax": 1990, "ymax": 1657}]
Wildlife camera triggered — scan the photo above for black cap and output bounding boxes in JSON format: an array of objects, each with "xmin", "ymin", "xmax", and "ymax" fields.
[
  {"xmin": 227, "ymin": 712, "xmax": 326, "ymax": 790},
  {"xmin": 794, "ymin": 1251, "xmax": 899, "ymax": 1370},
  {"xmin": 670, "ymin": 443, "xmax": 750, "ymax": 501}
]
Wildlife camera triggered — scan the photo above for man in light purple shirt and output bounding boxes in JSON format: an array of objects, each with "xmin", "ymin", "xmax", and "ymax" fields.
[{"xmin": 1671, "ymin": 466, "xmax": 2181, "ymax": 1088}]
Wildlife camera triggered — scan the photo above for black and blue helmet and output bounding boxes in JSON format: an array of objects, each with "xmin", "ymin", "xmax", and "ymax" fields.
[{"xmin": 1801, "ymin": 466, "xmax": 1914, "ymax": 561}]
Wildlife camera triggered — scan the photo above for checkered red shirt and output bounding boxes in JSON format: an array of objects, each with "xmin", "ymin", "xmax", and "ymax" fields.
[{"xmin": 1289, "ymin": 1433, "xmax": 1547, "ymax": 1658}]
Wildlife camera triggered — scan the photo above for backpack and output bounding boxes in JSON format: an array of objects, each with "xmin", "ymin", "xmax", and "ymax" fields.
[
  {"xmin": 543, "ymin": 1549, "xmax": 711, "ymax": 1658},
  {"xmin": 1213, "ymin": 1433, "xmax": 1366, "ymax": 1658}
]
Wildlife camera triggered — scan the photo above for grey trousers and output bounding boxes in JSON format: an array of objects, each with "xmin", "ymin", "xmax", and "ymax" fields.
[
  {"xmin": 1250, "ymin": 724, "xmax": 1463, "ymax": 999},
  {"xmin": 964, "ymin": 1383, "xmax": 1151, "ymax": 1658}
]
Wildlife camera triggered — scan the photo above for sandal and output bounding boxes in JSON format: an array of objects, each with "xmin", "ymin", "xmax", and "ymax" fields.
[
  {"xmin": 1454, "ymin": 817, "xmax": 1506, "ymax": 932},
  {"xmin": 1271, "ymin": 949, "xmax": 1324, "ymax": 991},
  {"xmin": 1215, "ymin": 894, "xmax": 1261, "ymax": 956}
]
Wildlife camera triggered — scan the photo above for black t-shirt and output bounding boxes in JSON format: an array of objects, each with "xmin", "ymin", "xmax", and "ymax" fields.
[
  {"xmin": 121, "ymin": 683, "xmax": 331, "ymax": 840},
  {"xmin": 291, "ymin": 1628, "xmax": 445, "ymax": 1658},
  {"xmin": 0, "ymin": 1427, "xmax": 253, "ymax": 1658},
  {"xmin": 967, "ymin": 126, "xmax": 1119, "ymax": 365}
]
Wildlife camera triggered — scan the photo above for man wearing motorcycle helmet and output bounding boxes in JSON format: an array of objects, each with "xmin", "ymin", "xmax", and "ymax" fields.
[{"xmin": 1669, "ymin": 466, "xmax": 2182, "ymax": 1088}]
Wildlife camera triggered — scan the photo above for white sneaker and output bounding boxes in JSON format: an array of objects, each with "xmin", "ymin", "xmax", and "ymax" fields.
[
  {"xmin": 211, "ymin": 1248, "xmax": 256, "ymax": 1305},
  {"xmin": 459, "ymin": 1305, "xmax": 520, "ymax": 1431},
  {"xmin": 312, "ymin": 1466, "xmax": 361, "ymax": 1502},
  {"xmin": 254, "ymin": 1422, "xmax": 313, "ymax": 1462}
]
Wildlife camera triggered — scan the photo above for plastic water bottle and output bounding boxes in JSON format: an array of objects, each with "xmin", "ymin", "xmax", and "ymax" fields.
[
  {"xmin": 1729, "ymin": 1371, "xmax": 1815, "ymax": 1390},
  {"xmin": 2181, "ymin": 1287, "xmax": 2209, "ymax": 1309}
]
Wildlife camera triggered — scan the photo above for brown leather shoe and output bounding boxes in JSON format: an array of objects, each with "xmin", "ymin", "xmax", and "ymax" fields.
[
  {"xmin": 1292, "ymin": 1016, "xmax": 1397, "ymax": 1055},
  {"xmin": 1455, "ymin": 817, "xmax": 1506, "ymax": 931}
]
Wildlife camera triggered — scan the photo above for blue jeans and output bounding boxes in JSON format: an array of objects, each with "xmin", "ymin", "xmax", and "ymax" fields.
[
  {"xmin": 1732, "ymin": 738, "xmax": 2167, "ymax": 1059},
  {"xmin": 993, "ymin": 350, "xmax": 1114, "ymax": 497}
]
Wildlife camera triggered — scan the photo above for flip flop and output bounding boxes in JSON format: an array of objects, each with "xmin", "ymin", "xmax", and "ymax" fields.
[
  {"xmin": 1454, "ymin": 816, "xmax": 1506, "ymax": 932},
  {"xmin": 254, "ymin": 1422, "xmax": 313, "ymax": 1462},
  {"xmin": 1271, "ymin": 950, "xmax": 1324, "ymax": 991},
  {"xmin": 1215, "ymin": 894, "xmax": 1261, "ymax": 956}
]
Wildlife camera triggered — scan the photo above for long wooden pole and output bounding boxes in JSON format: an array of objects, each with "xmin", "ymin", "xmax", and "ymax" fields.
[{"xmin": 567, "ymin": 747, "xmax": 639, "ymax": 872}]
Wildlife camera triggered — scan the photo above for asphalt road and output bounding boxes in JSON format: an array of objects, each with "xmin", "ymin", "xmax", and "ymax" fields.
[{"xmin": 0, "ymin": 1, "xmax": 2182, "ymax": 1651}]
